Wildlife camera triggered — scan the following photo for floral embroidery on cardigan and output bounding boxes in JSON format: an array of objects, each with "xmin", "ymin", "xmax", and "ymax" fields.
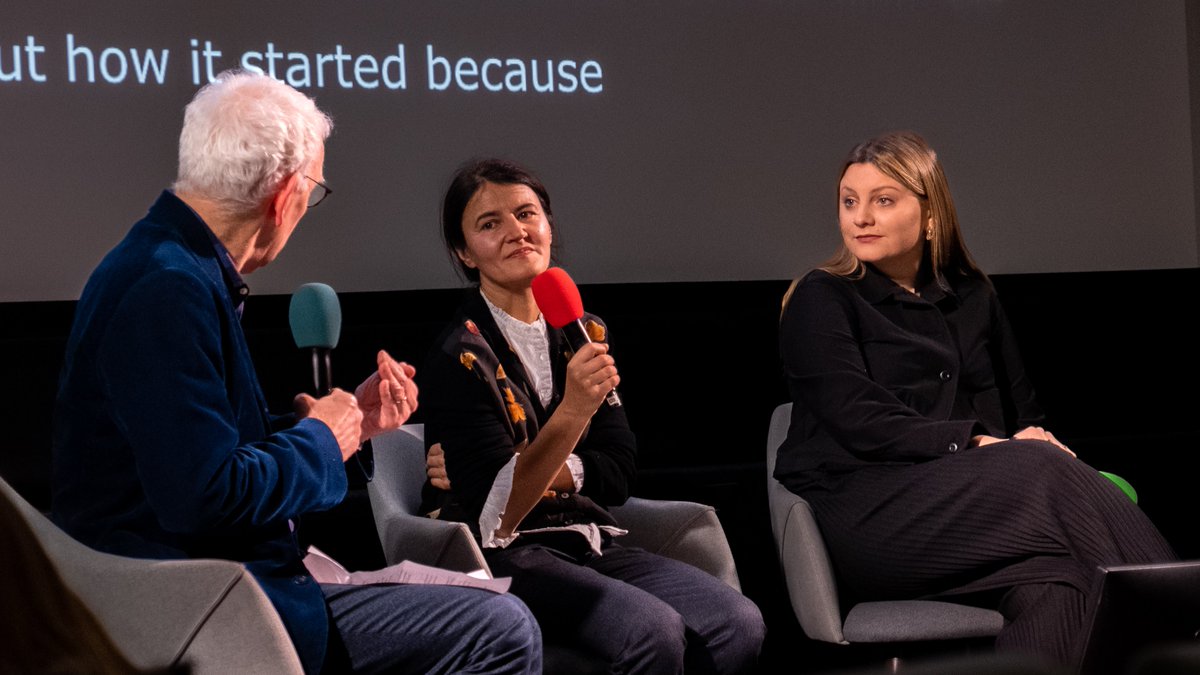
[
  {"xmin": 504, "ymin": 386, "xmax": 526, "ymax": 423},
  {"xmin": 585, "ymin": 319, "xmax": 606, "ymax": 342},
  {"xmin": 459, "ymin": 351, "xmax": 478, "ymax": 371}
]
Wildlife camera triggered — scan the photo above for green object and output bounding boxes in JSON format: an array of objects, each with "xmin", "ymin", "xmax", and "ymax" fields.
[{"xmin": 1099, "ymin": 471, "xmax": 1138, "ymax": 504}]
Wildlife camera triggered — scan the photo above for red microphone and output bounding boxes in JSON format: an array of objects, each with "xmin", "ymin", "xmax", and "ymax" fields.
[{"xmin": 531, "ymin": 267, "xmax": 622, "ymax": 408}]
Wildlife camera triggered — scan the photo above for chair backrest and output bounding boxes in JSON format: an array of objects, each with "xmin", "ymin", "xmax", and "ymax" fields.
[
  {"xmin": 368, "ymin": 424, "xmax": 429, "ymax": 517},
  {"xmin": 0, "ymin": 476, "xmax": 303, "ymax": 675},
  {"xmin": 765, "ymin": 402, "xmax": 850, "ymax": 643},
  {"xmin": 367, "ymin": 425, "xmax": 491, "ymax": 573}
]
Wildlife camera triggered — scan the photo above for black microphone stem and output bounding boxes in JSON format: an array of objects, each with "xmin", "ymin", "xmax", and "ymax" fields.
[
  {"xmin": 311, "ymin": 347, "xmax": 333, "ymax": 396},
  {"xmin": 308, "ymin": 345, "xmax": 373, "ymax": 481}
]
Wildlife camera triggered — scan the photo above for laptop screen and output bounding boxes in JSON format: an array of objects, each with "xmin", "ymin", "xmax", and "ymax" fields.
[{"xmin": 1078, "ymin": 561, "xmax": 1200, "ymax": 675}]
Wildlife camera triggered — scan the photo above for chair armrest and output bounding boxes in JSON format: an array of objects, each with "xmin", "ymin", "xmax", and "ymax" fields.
[
  {"xmin": 74, "ymin": 555, "xmax": 304, "ymax": 674},
  {"xmin": 376, "ymin": 511, "xmax": 490, "ymax": 575},
  {"xmin": 609, "ymin": 497, "xmax": 741, "ymax": 592},
  {"xmin": 179, "ymin": 565, "xmax": 306, "ymax": 674},
  {"xmin": 2, "ymin": 477, "xmax": 304, "ymax": 673}
]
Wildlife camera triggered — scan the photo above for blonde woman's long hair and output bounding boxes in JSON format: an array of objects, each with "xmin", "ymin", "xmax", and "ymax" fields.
[{"xmin": 783, "ymin": 131, "xmax": 986, "ymax": 313}]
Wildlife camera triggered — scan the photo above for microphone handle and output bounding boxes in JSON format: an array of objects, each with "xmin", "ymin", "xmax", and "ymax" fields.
[
  {"xmin": 310, "ymin": 347, "xmax": 333, "ymax": 396},
  {"xmin": 308, "ymin": 346, "xmax": 373, "ymax": 481},
  {"xmin": 565, "ymin": 319, "xmax": 622, "ymax": 408},
  {"xmin": 604, "ymin": 385, "xmax": 623, "ymax": 408}
]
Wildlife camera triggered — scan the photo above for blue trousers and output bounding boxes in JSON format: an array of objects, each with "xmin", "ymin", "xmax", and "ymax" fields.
[
  {"xmin": 320, "ymin": 582, "xmax": 542, "ymax": 674},
  {"xmin": 485, "ymin": 540, "xmax": 765, "ymax": 675}
]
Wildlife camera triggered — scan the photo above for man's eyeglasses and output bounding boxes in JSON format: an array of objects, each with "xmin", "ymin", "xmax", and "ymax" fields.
[{"xmin": 304, "ymin": 175, "xmax": 332, "ymax": 208}]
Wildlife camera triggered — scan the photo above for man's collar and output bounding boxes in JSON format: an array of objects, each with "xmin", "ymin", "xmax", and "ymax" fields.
[
  {"xmin": 154, "ymin": 190, "xmax": 250, "ymax": 307},
  {"xmin": 205, "ymin": 221, "xmax": 251, "ymax": 309}
]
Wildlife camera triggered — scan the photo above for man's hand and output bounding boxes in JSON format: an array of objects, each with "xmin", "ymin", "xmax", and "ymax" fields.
[
  {"xmin": 426, "ymin": 442, "xmax": 451, "ymax": 490},
  {"xmin": 295, "ymin": 389, "xmax": 363, "ymax": 461},
  {"xmin": 356, "ymin": 350, "xmax": 419, "ymax": 441}
]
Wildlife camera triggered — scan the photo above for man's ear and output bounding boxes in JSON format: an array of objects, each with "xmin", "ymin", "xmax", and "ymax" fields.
[{"xmin": 269, "ymin": 173, "xmax": 303, "ymax": 228}]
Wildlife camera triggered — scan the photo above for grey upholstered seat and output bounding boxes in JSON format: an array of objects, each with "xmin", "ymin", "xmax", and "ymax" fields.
[
  {"xmin": 1, "ymin": 475, "xmax": 304, "ymax": 675},
  {"xmin": 765, "ymin": 402, "xmax": 1006, "ymax": 645}
]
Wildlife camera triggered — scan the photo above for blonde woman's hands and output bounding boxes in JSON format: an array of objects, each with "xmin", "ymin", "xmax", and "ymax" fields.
[
  {"xmin": 1012, "ymin": 426, "xmax": 1075, "ymax": 457},
  {"xmin": 970, "ymin": 426, "xmax": 1075, "ymax": 457}
]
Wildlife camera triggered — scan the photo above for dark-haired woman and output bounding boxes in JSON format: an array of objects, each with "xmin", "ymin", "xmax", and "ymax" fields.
[
  {"xmin": 775, "ymin": 131, "xmax": 1177, "ymax": 668},
  {"xmin": 419, "ymin": 158, "xmax": 764, "ymax": 674}
]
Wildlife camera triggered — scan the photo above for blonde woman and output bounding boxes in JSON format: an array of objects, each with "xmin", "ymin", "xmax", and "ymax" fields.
[{"xmin": 775, "ymin": 131, "xmax": 1176, "ymax": 668}]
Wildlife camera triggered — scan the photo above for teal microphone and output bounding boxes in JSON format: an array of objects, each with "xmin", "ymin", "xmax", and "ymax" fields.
[
  {"xmin": 289, "ymin": 282, "xmax": 341, "ymax": 395},
  {"xmin": 288, "ymin": 282, "xmax": 372, "ymax": 481}
]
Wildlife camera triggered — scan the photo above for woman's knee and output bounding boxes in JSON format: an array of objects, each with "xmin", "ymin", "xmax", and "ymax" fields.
[
  {"xmin": 969, "ymin": 439, "xmax": 1095, "ymax": 498},
  {"xmin": 1003, "ymin": 438, "xmax": 1072, "ymax": 463},
  {"xmin": 610, "ymin": 602, "xmax": 687, "ymax": 674},
  {"xmin": 700, "ymin": 593, "xmax": 766, "ymax": 674}
]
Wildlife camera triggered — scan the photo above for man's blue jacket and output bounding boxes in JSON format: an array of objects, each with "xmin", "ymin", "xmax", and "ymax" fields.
[{"xmin": 52, "ymin": 191, "xmax": 345, "ymax": 674}]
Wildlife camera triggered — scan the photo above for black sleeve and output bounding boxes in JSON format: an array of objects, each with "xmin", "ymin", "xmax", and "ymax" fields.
[
  {"xmin": 421, "ymin": 339, "xmax": 519, "ymax": 522},
  {"xmin": 554, "ymin": 315, "xmax": 638, "ymax": 506},
  {"xmin": 573, "ymin": 387, "xmax": 637, "ymax": 507}
]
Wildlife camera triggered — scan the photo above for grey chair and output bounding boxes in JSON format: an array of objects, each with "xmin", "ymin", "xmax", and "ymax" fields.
[
  {"xmin": 0, "ymin": 475, "xmax": 304, "ymax": 675},
  {"xmin": 367, "ymin": 424, "xmax": 742, "ymax": 591},
  {"xmin": 765, "ymin": 402, "xmax": 1005, "ymax": 645}
]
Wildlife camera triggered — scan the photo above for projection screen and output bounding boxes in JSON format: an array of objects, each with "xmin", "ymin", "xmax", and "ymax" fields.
[{"xmin": 1, "ymin": 1, "xmax": 1195, "ymax": 302}]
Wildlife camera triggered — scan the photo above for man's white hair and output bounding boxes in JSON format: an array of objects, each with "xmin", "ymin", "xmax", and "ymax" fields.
[{"xmin": 174, "ymin": 70, "xmax": 332, "ymax": 218}]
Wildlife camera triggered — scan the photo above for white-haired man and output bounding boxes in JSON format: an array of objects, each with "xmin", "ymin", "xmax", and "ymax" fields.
[{"xmin": 51, "ymin": 70, "xmax": 541, "ymax": 675}]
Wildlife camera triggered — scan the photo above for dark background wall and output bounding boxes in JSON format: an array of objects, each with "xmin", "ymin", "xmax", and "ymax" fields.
[{"xmin": 3, "ymin": 268, "xmax": 1198, "ymax": 669}]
